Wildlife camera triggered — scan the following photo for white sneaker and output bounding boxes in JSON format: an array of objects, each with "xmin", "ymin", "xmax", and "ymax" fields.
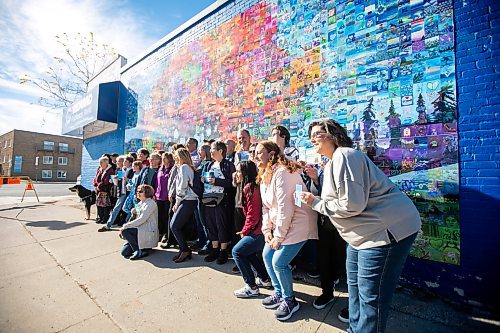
[
  {"xmin": 255, "ymin": 277, "xmax": 273, "ymax": 288},
  {"xmin": 233, "ymin": 284, "xmax": 260, "ymax": 298}
]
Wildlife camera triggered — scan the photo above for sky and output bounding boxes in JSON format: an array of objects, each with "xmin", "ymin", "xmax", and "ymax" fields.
[{"xmin": 0, "ymin": 0, "xmax": 215, "ymax": 136}]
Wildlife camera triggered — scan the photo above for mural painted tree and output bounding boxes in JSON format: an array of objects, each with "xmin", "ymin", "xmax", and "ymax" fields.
[
  {"xmin": 362, "ymin": 97, "xmax": 376, "ymax": 142},
  {"xmin": 385, "ymin": 99, "xmax": 402, "ymax": 148},
  {"xmin": 415, "ymin": 93, "xmax": 428, "ymax": 124},
  {"xmin": 430, "ymin": 84, "xmax": 457, "ymax": 123}
]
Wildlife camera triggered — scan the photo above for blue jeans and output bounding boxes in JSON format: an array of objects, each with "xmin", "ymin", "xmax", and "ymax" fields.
[
  {"xmin": 106, "ymin": 194, "xmax": 126, "ymax": 228},
  {"xmin": 262, "ymin": 241, "xmax": 306, "ymax": 300},
  {"xmin": 232, "ymin": 234, "xmax": 269, "ymax": 287},
  {"xmin": 170, "ymin": 200, "xmax": 197, "ymax": 252},
  {"xmin": 347, "ymin": 232, "xmax": 417, "ymax": 333},
  {"xmin": 121, "ymin": 228, "xmax": 139, "ymax": 255}
]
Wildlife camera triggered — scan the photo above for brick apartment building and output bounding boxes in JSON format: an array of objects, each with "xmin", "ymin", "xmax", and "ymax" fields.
[{"xmin": 0, "ymin": 130, "xmax": 82, "ymax": 182}]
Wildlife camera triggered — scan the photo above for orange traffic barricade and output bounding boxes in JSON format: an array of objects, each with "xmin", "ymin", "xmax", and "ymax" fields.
[{"xmin": 0, "ymin": 176, "xmax": 40, "ymax": 202}]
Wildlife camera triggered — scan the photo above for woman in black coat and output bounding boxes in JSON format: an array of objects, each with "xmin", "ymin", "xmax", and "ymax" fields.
[{"xmin": 201, "ymin": 141, "xmax": 236, "ymax": 265}]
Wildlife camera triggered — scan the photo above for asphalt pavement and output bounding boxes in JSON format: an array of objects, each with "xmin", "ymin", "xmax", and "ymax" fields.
[{"xmin": 0, "ymin": 182, "xmax": 74, "ymax": 205}]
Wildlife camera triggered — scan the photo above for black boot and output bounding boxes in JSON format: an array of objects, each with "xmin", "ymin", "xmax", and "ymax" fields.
[
  {"xmin": 204, "ymin": 247, "xmax": 220, "ymax": 262},
  {"xmin": 216, "ymin": 249, "xmax": 228, "ymax": 265}
]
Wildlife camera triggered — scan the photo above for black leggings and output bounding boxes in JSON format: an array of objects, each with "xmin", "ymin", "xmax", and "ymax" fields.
[
  {"xmin": 156, "ymin": 200, "xmax": 170, "ymax": 235},
  {"xmin": 318, "ymin": 215, "xmax": 347, "ymax": 294},
  {"xmin": 205, "ymin": 204, "xmax": 231, "ymax": 243},
  {"xmin": 170, "ymin": 200, "xmax": 197, "ymax": 252}
]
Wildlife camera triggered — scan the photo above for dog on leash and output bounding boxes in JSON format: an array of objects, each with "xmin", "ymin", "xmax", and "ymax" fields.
[{"xmin": 69, "ymin": 184, "xmax": 96, "ymax": 220}]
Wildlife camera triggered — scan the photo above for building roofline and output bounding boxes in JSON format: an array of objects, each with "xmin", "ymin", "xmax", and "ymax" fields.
[
  {"xmin": 120, "ymin": 0, "xmax": 232, "ymax": 75},
  {"xmin": 89, "ymin": 54, "xmax": 127, "ymax": 83},
  {"xmin": 0, "ymin": 129, "xmax": 83, "ymax": 140}
]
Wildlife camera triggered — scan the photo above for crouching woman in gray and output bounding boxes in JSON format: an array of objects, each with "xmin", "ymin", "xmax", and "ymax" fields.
[
  {"xmin": 300, "ymin": 119, "xmax": 421, "ymax": 333},
  {"xmin": 120, "ymin": 184, "xmax": 159, "ymax": 260}
]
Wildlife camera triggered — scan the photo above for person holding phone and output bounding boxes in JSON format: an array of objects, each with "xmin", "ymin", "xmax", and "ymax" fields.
[
  {"xmin": 300, "ymin": 119, "xmax": 421, "ymax": 333},
  {"xmin": 254, "ymin": 141, "xmax": 317, "ymax": 321}
]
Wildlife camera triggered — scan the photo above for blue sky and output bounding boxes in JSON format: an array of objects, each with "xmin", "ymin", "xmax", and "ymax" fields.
[{"xmin": 0, "ymin": 0, "xmax": 215, "ymax": 135}]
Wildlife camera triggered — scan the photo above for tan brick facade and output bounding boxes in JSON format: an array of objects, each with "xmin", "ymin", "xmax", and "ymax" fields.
[{"xmin": 0, "ymin": 130, "xmax": 82, "ymax": 182}]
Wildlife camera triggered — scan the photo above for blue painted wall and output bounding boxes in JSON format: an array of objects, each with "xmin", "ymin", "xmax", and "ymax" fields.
[
  {"xmin": 80, "ymin": 84, "xmax": 128, "ymax": 190},
  {"xmin": 401, "ymin": 0, "xmax": 499, "ymax": 310}
]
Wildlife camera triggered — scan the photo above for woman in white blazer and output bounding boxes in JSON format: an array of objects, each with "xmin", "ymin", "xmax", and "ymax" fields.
[{"xmin": 120, "ymin": 184, "xmax": 159, "ymax": 260}]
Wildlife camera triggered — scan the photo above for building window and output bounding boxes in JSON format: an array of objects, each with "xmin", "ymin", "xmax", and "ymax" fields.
[
  {"xmin": 43, "ymin": 141, "xmax": 54, "ymax": 151},
  {"xmin": 57, "ymin": 170, "xmax": 67, "ymax": 179},
  {"xmin": 8, "ymin": 139, "xmax": 11, "ymax": 147},
  {"xmin": 58, "ymin": 157, "xmax": 68, "ymax": 165},
  {"xmin": 43, "ymin": 156, "xmax": 53, "ymax": 164},
  {"xmin": 59, "ymin": 143, "xmax": 69, "ymax": 152},
  {"xmin": 4, "ymin": 140, "xmax": 8, "ymax": 148},
  {"xmin": 2, "ymin": 155, "xmax": 5, "ymax": 163},
  {"xmin": 42, "ymin": 170, "xmax": 52, "ymax": 179}
]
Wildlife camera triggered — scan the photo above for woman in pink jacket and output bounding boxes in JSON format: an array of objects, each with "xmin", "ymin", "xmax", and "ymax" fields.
[{"xmin": 254, "ymin": 141, "xmax": 317, "ymax": 321}]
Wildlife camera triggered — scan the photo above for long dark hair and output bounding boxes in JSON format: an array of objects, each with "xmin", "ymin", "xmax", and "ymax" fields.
[
  {"xmin": 307, "ymin": 119, "xmax": 353, "ymax": 148},
  {"xmin": 240, "ymin": 160, "xmax": 258, "ymax": 207}
]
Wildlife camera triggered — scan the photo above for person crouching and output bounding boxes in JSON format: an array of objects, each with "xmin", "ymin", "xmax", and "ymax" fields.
[{"xmin": 120, "ymin": 184, "xmax": 159, "ymax": 260}]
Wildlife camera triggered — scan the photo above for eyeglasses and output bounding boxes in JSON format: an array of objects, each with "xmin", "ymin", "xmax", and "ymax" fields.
[
  {"xmin": 310, "ymin": 131, "xmax": 327, "ymax": 139},
  {"xmin": 249, "ymin": 150, "xmax": 255, "ymax": 154}
]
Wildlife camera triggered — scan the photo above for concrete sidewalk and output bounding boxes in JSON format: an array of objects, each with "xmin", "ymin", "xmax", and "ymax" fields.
[{"xmin": 0, "ymin": 197, "xmax": 498, "ymax": 333}]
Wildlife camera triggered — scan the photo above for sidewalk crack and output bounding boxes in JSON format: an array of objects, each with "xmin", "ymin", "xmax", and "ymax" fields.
[{"xmin": 14, "ymin": 212, "xmax": 124, "ymax": 332}]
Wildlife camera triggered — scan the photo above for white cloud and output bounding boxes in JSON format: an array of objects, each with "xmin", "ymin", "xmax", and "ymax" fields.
[
  {"xmin": 0, "ymin": 0, "xmax": 160, "ymax": 135},
  {"xmin": 0, "ymin": 98, "xmax": 62, "ymax": 136},
  {"xmin": 0, "ymin": 77, "xmax": 49, "ymax": 99}
]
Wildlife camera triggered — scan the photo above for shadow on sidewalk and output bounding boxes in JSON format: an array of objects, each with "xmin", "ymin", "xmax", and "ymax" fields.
[
  {"xmin": 141, "ymin": 248, "xmax": 219, "ymax": 269},
  {"xmin": 0, "ymin": 204, "xmax": 45, "ymax": 212},
  {"xmin": 26, "ymin": 220, "xmax": 86, "ymax": 230}
]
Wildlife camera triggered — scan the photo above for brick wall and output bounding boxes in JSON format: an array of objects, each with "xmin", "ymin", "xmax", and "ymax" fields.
[
  {"xmin": 80, "ymin": 131, "xmax": 124, "ymax": 190},
  {"xmin": 0, "ymin": 130, "xmax": 82, "ymax": 181},
  {"xmin": 402, "ymin": 0, "xmax": 499, "ymax": 310},
  {"xmin": 80, "ymin": 86, "xmax": 128, "ymax": 190}
]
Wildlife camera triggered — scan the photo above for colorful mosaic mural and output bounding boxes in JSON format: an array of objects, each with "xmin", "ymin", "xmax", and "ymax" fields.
[{"xmin": 122, "ymin": 0, "xmax": 459, "ymax": 264}]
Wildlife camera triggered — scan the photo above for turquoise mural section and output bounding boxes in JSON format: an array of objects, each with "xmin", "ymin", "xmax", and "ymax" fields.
[{"xmin": 121, "ymin": 0, "xmax": 459, "ymax": 264}]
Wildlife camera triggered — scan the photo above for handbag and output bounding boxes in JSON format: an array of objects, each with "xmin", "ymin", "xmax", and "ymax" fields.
[
  {"xmin": 202, "ymin": 192, "xmax": 225, "ymax": 207},
  {"xmin": 96, "ymin": 192, "xmax": 111, "ymax": 207}
]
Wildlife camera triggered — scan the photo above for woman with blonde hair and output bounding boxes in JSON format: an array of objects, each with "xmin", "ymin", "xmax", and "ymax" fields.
[
  {"xmin": 169, "ymin": 148, "xmax": 199, "ymax": 263},
  {"xmin": 254, "ymin": 141, "xmax": 317, "ymax": 321}
]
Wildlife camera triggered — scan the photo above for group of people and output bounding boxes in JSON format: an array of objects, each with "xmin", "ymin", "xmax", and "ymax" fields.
[{"xmin": 91, "ymin": 120, "xmax": 421, "ymax": 332}]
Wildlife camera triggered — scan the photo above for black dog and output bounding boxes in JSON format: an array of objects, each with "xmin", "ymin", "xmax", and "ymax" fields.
[{"xmin": 69, "ymin": 184, "xmax": 96, "ymax": 220}]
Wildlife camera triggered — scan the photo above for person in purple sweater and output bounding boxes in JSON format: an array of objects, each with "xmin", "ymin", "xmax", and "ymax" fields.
[{"xmin": 155, "ymin": 152, "xmax": 174, "ymax": 241}]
